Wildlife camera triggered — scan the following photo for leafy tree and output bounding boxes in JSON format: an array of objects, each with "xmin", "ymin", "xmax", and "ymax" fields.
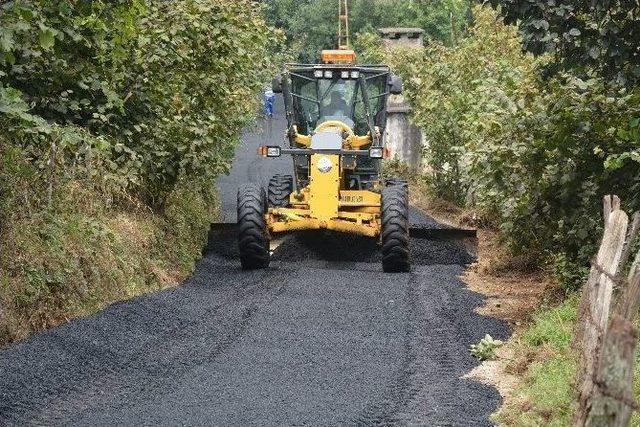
[
  {"xmin": 261, "ymin": 0, "xmax": 469, "ymax": 62},
  {"xmin": 386, "ymin": 0, "xmax": 471, "ymax": 44},
  {"xmin": 1, "ymin": 0, "xmax": 272, "ymax": 206},
  {"xmin": 360, "ymin": 5, "xmax": 640, "ymax": 288},
  {"xmin": 0, "ymin": 0, "xmax": 273, "ymax": 340},
  {"xmin": 489, "ymin": 0, "xmax": 640, "ymax": 86}
]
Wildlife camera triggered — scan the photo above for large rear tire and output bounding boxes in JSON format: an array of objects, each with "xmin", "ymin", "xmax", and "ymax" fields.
[
  {"xmin": 237, "ymin": 183, "xmax": 270, "ymax": 270},
  {"xmin": 381, "ymin": 183, "xmax": 410, "ymax": 273},
  {"xmin": 268, "ymin": 174, "xmax": 293, "ymax": 207}
]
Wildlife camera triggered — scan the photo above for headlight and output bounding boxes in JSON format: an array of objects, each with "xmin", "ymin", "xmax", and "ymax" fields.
[
  {"xmin": 267, "ymin": 147, "xmax": 281, "ymax": 157},
  {"xmin": 314, "ymin": 70, "xmax": 323, "ymax": 78},
  {"xmin": 341, "ymin": 71, "xmax": 350, "ymax": 79},
  {"xmin": 351, "ymin": 71, "xmax": 360, "ymax": 79},
  {"xmin": 369, "ymin": 147, "xmax": 388, "ymax": 159},
  {"xmin": 316, "ymin": 156, "xmax": 333, "ymax": 173},
  {"xmin": 324, "ymin": 70, "xmax": 333, "ymax": 79},
  {"xmin": 258, "ymin": 145, "xmax": 281, "ymax": 157}
]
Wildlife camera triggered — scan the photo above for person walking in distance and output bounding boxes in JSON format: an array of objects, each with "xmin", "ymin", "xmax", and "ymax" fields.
[{"xmin": 263, "ymin": 87, "xmax": 275, "ymax": 118}]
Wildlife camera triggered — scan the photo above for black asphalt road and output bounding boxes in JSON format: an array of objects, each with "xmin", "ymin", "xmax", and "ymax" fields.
[{"xmin": 0, "ymin": 98, "xmax": 509, "ymax": 426}]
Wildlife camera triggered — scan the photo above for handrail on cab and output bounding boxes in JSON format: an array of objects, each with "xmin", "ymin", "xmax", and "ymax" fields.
[{"xmin": 291, "ymin": 123, "xmax": 378, "ymax": 150}]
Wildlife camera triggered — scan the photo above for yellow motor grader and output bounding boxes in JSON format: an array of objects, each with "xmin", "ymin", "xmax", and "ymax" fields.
[{"xmin": 237, "ymin": 49, "xmax": 410, "ymax": 272}]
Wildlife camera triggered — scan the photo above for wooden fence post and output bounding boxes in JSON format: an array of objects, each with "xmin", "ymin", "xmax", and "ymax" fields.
[
  {"xmin": 574, "ymin": 196, "xmax": 640, "ymax": 426},
  {"xmin": 584, "ymin": 262, "xmax": 640, "ymax": 426},
  {"xmin": 574, "ymin": 197, "xmax": 626, "ymax": 349}
]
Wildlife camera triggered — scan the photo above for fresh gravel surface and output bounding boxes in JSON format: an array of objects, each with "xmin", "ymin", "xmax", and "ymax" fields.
[{"xmin": 0, "ymin": 98, "xmax": 509, "ymax": 426}]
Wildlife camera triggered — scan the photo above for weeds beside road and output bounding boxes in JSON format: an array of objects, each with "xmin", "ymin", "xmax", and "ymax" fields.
[{"xmin": 0, "ymin": 177, "xmax": 216, "ymax": 345}]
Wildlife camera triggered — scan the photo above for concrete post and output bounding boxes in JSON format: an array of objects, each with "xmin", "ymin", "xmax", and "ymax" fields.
[
  {"xmin": 378, "ymin": 28, "xmax": 425, "ymax": 170},
  {"xmin": 384, "ymin": 98, "xmax": 423, "ymax": 170}
]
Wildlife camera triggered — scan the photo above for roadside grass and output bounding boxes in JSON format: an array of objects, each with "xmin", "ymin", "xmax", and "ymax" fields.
[
  {"xmin": 0, "ymin": 178, "xmax": 216, "ymax": 346},
  {"xmin": 521, "ymin": 296, "xmax": 576, "ymax": 349},
  {"xmin": 495, "ymin": 296, "xmax": 640, "ymax": 427},
  {"xmin": 495, "ymin": 297, "xmax": 577, "ymax": 426}
]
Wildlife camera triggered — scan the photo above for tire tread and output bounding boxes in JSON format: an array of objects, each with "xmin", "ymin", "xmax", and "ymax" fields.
[
  {"xmin": 237, "ymin": 183, "xmax": 270, "ymax": 270},
  {"xmin": 268, "ymin": 175, "xmax": 293, "ymax": 207},
  {"xmin": 381, "ymin": 181, "xmax": 410, "ymax": 273}
]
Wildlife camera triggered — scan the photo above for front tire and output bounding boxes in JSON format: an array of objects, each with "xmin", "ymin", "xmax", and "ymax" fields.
[
  {"xmin": 268, "ymin": 174, "xmax": 293, "ymax": 207},
  {"xmin": 237, "ymin": 183, "xmax": 270, "ymax": 270},
  {"xmin": 381, "ymin": 184, "xmax": 410, "ymax": 273}
]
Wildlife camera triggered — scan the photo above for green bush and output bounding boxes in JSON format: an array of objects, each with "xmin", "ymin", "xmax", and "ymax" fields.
[
  {"xmin": 1, "ymin": 0, "xmax": 271, "ymax": 205},
  {"xmin": 490, "ymin": 0, "xmax": 640, "ymax": 86},
  {"xmin": 0, "ymin": 0, "xmax": 272, "ymax": 343},
  {"xmin": 359, "ymin": 5, "xmax": 640, "ymax": 288}
]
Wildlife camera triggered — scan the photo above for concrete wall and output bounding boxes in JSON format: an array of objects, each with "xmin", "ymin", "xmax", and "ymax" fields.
[
  {"xmin": 384, "ymin": 99, "xmax": 423, "ymax": 170},
  {"xmin": 379, "ymin": 28, "xmax": 426, "ymax": 170}
]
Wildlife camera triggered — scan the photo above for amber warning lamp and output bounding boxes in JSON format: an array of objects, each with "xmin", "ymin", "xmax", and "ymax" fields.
[{"xmin": 321, "ymin": 49, "xmax": 356, "ymax": 64}]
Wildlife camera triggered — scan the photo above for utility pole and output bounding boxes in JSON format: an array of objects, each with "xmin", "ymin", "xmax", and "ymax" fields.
[
  {"xmin": 337, "ymin": 0, "xmax": 350, "ymax": 49},
  {"xmin": 449, "ymin": 10, "xmax": 458, "ymax": 46}
]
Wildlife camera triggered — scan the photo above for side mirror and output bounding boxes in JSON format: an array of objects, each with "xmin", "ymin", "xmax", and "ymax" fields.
[
  {"xmin": 272, "ymin": 74, "xmax": 283, "ymax": 94},
  {"xmin": 390, "ymin": 75, "xmax": 403, "ymax": 95}
]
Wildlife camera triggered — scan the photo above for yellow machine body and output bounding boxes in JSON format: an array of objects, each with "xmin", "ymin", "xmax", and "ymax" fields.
[
  {"xmin": 266, "ymin": 126, "xmax": 382, "ymax": 238},
  {"xmin": 237, "ymin": 2, "xmax": 411, "ymax": 272}
]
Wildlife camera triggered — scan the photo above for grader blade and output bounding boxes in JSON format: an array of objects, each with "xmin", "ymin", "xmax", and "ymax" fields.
[{"xmin": 211, "ymin": 222, "xmax": 476, "ymax": 240}]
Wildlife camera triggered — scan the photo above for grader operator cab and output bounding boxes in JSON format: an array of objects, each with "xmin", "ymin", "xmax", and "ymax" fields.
[{"xmin": 237, "ymin": 48, "xmax": 410, "ymax": 272}]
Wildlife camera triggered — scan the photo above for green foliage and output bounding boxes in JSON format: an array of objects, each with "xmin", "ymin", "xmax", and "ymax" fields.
[
  {"xmin": 128, "ymin": 1, "xmax": 271, "ymax": 202},
  {"xmin": 365, "ymin": 5, "xmax": 546, "ymax": 206},
  {"xmin": 0, "ymin": 0, "xmax": 272, "ymax": 343},
  {"xmin": 469, "ymin": 334, "xmax": 504, "ymax": 360},
  {"xmin": 1, "ymin": 0, "xmax": 271, "ymax": 205},
  {"xmin": 551, "ymin": 252, "xmax": 591, "ymax": 293},
  {"xmin": 522, "ymin": 297, "xmax": 577, "ymax": 348},
  {"xmin": 362, "ymin": 5, "xmax": 640, "ymax": 287},
  {"xmin": 262, "ymin": 0, "xmax": 336, "ymax": 63},
  {"xmin": 489, "ymin": 0, "xmax": 640, "ymax": 86},
  {"xmin": 509, "ymin": 355, "xmax": 576, "ymax": 426},
  {"xmin": 350, "ymin": 0, "xmax": 469, "ymax": 46},
  {"xmin": 262, "ymin": 0, "xmax": 469, "ymax": 62},
  {"xmin": 498, "ymin": 298, "xmax": 640, "ymax": 426},
  {"xmin": 495, "ymin": 298, "xmax": 577, "ymax": 425},
  {"xmin": 0, "ymin": 173, "xmax": 216, "ymax": 344}
]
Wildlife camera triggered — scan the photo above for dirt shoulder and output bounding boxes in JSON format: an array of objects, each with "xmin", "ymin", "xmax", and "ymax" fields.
[
  {"xmin": 410, "ymin": 186, "xmax": 557, "ymax": 413},
  {"xmin": 410, "ymin": 189, "xmax": 555, "ymax": 323}
]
